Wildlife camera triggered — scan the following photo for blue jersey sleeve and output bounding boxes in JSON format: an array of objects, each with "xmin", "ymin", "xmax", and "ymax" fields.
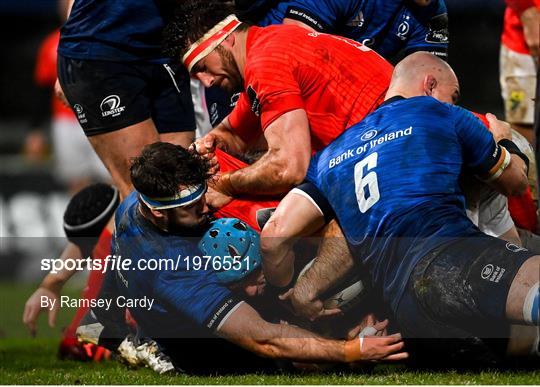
[
  {"xmin": 403, "ymin": 0, "xmax": 449, "ymax": 58},
  {"xmin": 452, "ymin": 106, "xmax": 503, "ymax": 175},
  {"xmin": 154, "ymin": 241, "xmax": 241, "ymax": 332},
  {"xmin": 278, "ymin": 0, "xmax": 358, "ymax": 32}
]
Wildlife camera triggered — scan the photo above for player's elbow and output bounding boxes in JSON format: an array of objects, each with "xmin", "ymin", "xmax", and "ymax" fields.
[{"xmin": 277, "ymin": 164, "xmax": 307, "ymax": 188}]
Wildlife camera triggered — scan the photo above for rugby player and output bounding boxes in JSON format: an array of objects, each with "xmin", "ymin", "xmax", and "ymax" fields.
[
  {"xmin": 261, "ymin": 53, "xmax": 538, "ymax": 355},
  {"xmin": 47, "ymin": 0, "xmax": 201, "ymax": 332},
  {"xmin": 57, "ymin": 0, "xmax": 196, "ymax": 199},
  {"xmin": 163, "ymin": 0, "xmax": 393, "ymax": 207},
  {"xmin": 23, "ymin": 183, "xmax": 119, "ymax": 360},
  {"xmin": 103, "ymin": 141, "xmax": 407, "ymax": 373},
  {"xmin": 203, "ymin": 0, "xmax": 449, "ymax": 128}
]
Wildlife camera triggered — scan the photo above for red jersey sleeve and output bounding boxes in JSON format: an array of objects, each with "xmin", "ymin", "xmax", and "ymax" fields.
[
  {"xmin": 244, "ymin": 28, "xmax": 305, "ymax": 130},
  {"xmin": 228, "ymin": 92, "xmax": 263, "ymax": 144}
]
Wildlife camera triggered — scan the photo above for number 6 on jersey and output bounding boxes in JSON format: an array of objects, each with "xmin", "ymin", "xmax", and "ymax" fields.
[{"xmin": 354, "ymin": 152, "xmax": 380, "ymax": 213}]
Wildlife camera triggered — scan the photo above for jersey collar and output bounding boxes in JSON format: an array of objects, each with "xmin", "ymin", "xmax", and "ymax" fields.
[{"xmin": 378, "ymin": 95, "xmax": 406, "ymax": 108}]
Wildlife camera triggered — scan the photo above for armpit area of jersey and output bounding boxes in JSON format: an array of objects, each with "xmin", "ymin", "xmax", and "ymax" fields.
[{"xmin": 292, "ymin": 182, "xmax": 335, "ymax": 223}]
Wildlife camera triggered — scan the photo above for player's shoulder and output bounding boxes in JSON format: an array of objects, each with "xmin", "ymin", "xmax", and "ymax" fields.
[{"xmin": 117, "ymin": 191, "xmax": 138, "ymax": 215}]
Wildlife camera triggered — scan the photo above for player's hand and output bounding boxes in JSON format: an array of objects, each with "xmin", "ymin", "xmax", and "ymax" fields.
[
  {"xmin": 206, "ymin": 181, "xmax": 233, "ymax": 210},
  {"xmin": 485, "ymin": 113, "xmax": 512, "ymax": 142},
  {"xmin": 347, "ymin": 314, "xmax": 388, "ymax": 339},
  {"xmin": 191, "ymin": 133, "xmax": 219, "ymax": 156},
  {"xmin": 190, "ymin": 135, "xmax": 220, "ymax": 175},
  {"xmin": 520, "ymin": 7, "xmax": 540, "ymax": 59},
  {"xmin": 279, "ymin": 288, "xmax": 342, "ymax": 321},
  {"xmin": 54, "ymin": 79, "xmax": 70, "ymax": 107},
  {"xmin": 23, "ymin": 286, "xmax": 60, "ymax": 337},
  {"xmin": 345, "ymin": 329, "xmax": 408, "ymax": 363}
]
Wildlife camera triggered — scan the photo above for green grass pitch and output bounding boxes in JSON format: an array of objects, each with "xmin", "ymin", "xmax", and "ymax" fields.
[{"xmin": 1, "ymin": 282, "xmax": 538, "ymax": 384}]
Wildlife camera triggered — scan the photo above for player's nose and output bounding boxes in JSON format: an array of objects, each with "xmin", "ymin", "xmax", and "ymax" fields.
[{"xmin": 196, "ymin": 72, "xmax": 215, "ymax": 88}]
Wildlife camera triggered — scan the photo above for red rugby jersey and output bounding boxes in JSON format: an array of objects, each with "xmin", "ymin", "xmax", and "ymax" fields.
[
  {"xmin": 214, "ymin": 149, "xmax": 280, "ymax": 231},
  {"xmin": 228, "ymin": 25, "xmax": 393, "ymax": 151}
]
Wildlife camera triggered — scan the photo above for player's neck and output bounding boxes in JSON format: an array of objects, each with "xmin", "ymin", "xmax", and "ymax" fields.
[{"xmin": 384, "ymin": 88, "xmax": 420, "ymax": 101}]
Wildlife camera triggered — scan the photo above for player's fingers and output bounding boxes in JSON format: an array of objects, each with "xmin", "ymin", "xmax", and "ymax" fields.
[
  {"xmin": 203, "ymin": 134, "xmax": 216, "ymax": 150},
  {"xmin": 382, "ymin": 333, "xmax": 403, "ymax": 344},
  {"xmin": 23, "ymin": 307, "xmax": 38, "ymax": 337},
  {"xmin": 366, "ymin": 313, "xmax": 375, "ymax": 326},
  {"xmin": 373, "ymin": 319, "xmax": 389, "ymax": 331},
  {"xmin": 48, "ymin": 305, "xmax": 59, "ymax": 328},
  {"xmin": 317, "ymin": 308, "xmax": 342, "ymax": 318},
  {"xmin": 279, "ymin": 288, "xmax": 294, "ymax": 301},
  {"xmin": 485, "ymin": 112, "xmax": 497, "ymax": 123},
  {"xmin": 347, "ymin": 324, "xmax": 363, "ymax": 340},
  {"xmin": 382, "ymin": 351, "xmax": 409, "ymax": 361},
  {"xmin": 384, "ymin": 340, "xmax": 405, "ymax": 354}
]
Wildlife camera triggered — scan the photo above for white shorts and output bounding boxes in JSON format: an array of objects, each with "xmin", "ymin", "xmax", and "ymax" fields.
[
  {"xmin": 52, "ymin": 117, "xmax": 110, "ymax": 184},
  {"xmin": 499, "ymin": 44, "xmax": 537, "ymax": 125},
  {"xmin": 464, "ymin": 178, "xmax": 515, "ymax": 238}
]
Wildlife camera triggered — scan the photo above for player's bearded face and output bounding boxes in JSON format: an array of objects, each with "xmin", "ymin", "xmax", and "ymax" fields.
[
  {"xmin": 215, "ymin": 45, "xmax": 243, "ymax": 94},
  {"xmin": 167, "ymin": 197, "xmax": 213, "ymax": 237}
]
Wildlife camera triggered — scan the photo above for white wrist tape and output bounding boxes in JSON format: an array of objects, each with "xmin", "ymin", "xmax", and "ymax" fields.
[{"xmin": 359, "ymin": 326, "xmax": 378, "ymax": 337}]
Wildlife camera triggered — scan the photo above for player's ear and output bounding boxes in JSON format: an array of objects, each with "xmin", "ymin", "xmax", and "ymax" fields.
[
  {"xmin": 150, "ymin": 208, "xmax": 166, "ymax": 219},
  {"xmin": 423, "ymin": 75, "xmax": 437, "ymax": 96},
  {"xmin": 222, "ymin": 33, "xmax": 236, "ymax": 48}
]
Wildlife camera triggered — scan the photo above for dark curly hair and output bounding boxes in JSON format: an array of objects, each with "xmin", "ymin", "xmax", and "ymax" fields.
[
  {"xmin": 130, "ymin": 142, "xmax": 211, "ymax": 198},
  {"xmin": 162, "ymin": 0, "xmax": 240, "ymax": 60}
]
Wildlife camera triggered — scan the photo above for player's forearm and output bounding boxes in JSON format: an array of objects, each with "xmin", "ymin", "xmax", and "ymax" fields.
[
  {"xmin": 242, "ymin": 322, "xmax": 347, "ymax": 362},
  {"xmin": 491, "ymin": 155, "xmax": 528, "ymax": 197},
  {"xmin": 260, "ymin": 240, "xmax": 295, "ymax": 287},
  {"xmin": 212, "ymin": 118, "xmax": 248, "ymax": 156},
  {"xmin": 225, "ymin": 149, "xmax": 305, "ymax": 195},
  {"xmin": 295, "ymin": 225, "xmax": 354, "ymax": 303}
]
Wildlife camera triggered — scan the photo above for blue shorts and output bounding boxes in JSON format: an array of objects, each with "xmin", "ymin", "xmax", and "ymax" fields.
[
  {"xmin": 58, "ymin": 56, "xmax": 195, "ymax": 136},
  {"xmin": 395, "ymin": 233, "xmax": 533, "ymax": 340}
]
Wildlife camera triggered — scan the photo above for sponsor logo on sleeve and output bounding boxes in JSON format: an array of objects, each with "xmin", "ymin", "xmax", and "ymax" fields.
[
  {"xmin": 285, "ymin": 6, "xmax": 327, "ymax": 32},
  {"xmin": 247, "ymin": 86, "xmax": 261, "ymax": 117}
]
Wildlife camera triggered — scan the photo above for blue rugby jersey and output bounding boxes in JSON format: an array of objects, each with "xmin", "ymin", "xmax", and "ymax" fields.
[
  {"xmin": 251, "ymin": 0, "xmax": 448, "ymax": 59},
  {"xmin": 303, "ymin": 96, "xmax": 503, "ymax": 312},
  {"xmin": 111, "ymin": 192, "xmax": 241, "ymax": 338},
  {"xmin": 58, "ymin": 0, "xmax": 172, "ymax": 62}
]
